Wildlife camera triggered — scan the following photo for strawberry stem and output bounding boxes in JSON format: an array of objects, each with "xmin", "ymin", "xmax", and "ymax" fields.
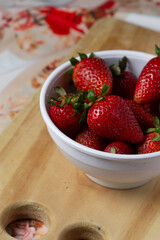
[
  {"xmin": 155, "ymin": 44, "xmax": 160, "ymax": 57},
  {"xmin": 110, "ymin": 146, "xmax": 116, "ymax": 154},
  {"xmin": 155, "ymin": 127, "xmax": 160, "ymax": 133},
  {"xmin": 87, "ymin": 90, "xmax": 95, "ymax": 102},
  {"xmin": 153, "ymin": 116, "xmax": 160, "ymax": 127},
  {"xmin": 89, "ymin": 52, "xmax": 95, "ymax": 58},
  {"xmin": 65, "ymin": 96, "xmax": 72, "ymax": 105},
  {"xmin": 78, "ymin": 52, "xmax": 88, "ymax": 60},
  {"xmin": 110, "ymin": 56, "xmax": 128, "ymax": 76},
  {"xmin": 54, "ymin": 86, "xmax": 67, "ymax": 96},
  {"xmin": 71, "ymin": 96, "xmax": 79, "ymax": 104},
  {"xmin": 145, "ymin": 128, "xmax": 156, "ymax": 133},
  {"xmin": 152, "ymin": 134, "xmax": 160, "ymax": 142},
  {"xmin": 100, "ymin": 83, "xmax": 110, "ymax": 97},
  {"xmin": 110, "ymin": 64, "xmax": 121, "ymax": 76},
  {"xmin": 119, "ymin": 56, "xmax": 127, "ymax": 72},
  {"xmin": 70, "ymin": 52, "xmax": 95, "ymax": 67},
  {"xmin": 70, "ymin": 57, "xmax": 79, "ymax": 66},
  {"xmin": 79, "ymin": 110, "xmax": 87, "ymax": 123}
]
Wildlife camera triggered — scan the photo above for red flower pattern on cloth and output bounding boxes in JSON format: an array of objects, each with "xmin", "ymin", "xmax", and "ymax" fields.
[
  {"xmin": 14, "ymin": 11, "xmax": 36, "ymax": 31},
  {"xmin": 11, "ymin": 6, "xmax": 85, "ymax": 35},
  {"xmin": 0, "ymin": 3, "xmax": 117, "ymax": 34},
  {"xmin": 99, "ymin": 0, "xmax": 115, "ymax": 9},
  {"xmin": 39, "ymin": 7, "xmax": 84, "ymax": 35}
]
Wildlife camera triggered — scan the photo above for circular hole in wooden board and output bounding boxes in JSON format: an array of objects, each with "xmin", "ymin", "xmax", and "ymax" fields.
[
  {"xmin": 0, "ymin": 201, "xmax": 52, "ymax": 240},
  {"xmin": 58, "ymin": 222, "xmax": 110, "ymax": 240}
]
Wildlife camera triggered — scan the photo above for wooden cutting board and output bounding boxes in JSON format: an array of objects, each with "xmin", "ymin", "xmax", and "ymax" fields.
[{"xmin": 1, "ymin": 18, "xmax": 160, "ymax": 240}]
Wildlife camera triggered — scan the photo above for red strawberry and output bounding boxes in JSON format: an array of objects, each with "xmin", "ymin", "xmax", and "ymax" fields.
[
  {"xmin": 110, "ymin": 56, "xmax": 137, "ymax": 99},
  {"xmin": 75, "ymin": 127, "xmax": 107, "ymax": 151},
  {"xmin": 137, "ymin": 132, "xmax": 160, "ymax": 154},
  {"xmin": 137, "ymin": 116, "xmax": 160, "ymax": 153},
  {"xmin": 87, "ymin": 95, "xmax": 144, "ymax": 144},
  {"xmin": 104, "ymin": 141, "xmax": 134, "ymax": 154},
  {"xmin": 125, "ymin": 99, "xmax": 154, "ymax": 130},
  {"xmin": 134, "ymin": 45, "xmax": 160, "ymax": 104},
  {"xmin": 50, "ymin": 103, "xmax": 82, "ymax": 138},
  {"xmin": 71, "ymin": 53, "xmax": 113, "ymax": 97},
  {"xmin": 49, "ymin": 86, "xmax": 85, "ymax": 138}
]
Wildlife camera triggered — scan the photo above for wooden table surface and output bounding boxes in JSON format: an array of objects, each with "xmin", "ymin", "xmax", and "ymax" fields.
[{"xmin": 1, "ymin": 18, "xmax": 160, "ymax": 240}]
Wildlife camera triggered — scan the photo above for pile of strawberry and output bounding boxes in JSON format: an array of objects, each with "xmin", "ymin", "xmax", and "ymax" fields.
[{"xmin": 49, "ymin": 47, "xmax": 160, "ymax": 154}]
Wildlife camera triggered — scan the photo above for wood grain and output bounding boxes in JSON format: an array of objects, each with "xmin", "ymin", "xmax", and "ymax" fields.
[{"xmin": 1, "ymin": 18, "xmax": 160, "ymax": 240}]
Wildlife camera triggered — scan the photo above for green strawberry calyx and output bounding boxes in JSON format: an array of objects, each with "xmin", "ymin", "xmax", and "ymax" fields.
[
  {"xmin": 48, "ymin": 83, "xmax": 110, "ymax": 123},
  {"xmin": 110, "ymin": 56, "xmax": 128, "ymax": 76},
  {"xmin": 70, "ymin": 52, "xmax": 95, "ymax": 66},
  {"xmin": 68, "ymin": 52, "xmax": 95, "ymax": 76},
  {"xmin": 155, "ymin": 44, "xmax": 160, "ymax": 57},
  {"xmin": 145, "ymin": 116, "xmax": 160, "ymax": 142},
  {"xmin": 110, "ymin": 146, "xmax": 116, "ymax": 154}
]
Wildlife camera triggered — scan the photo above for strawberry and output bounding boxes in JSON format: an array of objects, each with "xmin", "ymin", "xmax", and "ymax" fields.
[
  {"xmin": 70, "ymin": 53, "xmax": 113, "ymax": 97},
  {"xmin": 87, "ymin": 95, "xmax": 144, "ymax": 144},
  {"xmin": 49, "ymin": 87, "xmax": 84, "ymax": 138},
  {"xmin": 104, "ymin": 141, "xmax": 135, "ymax": 154},
  {"xmin": 50, "ymin": 103, "xmax": 82, "ymax": 139},
  {"xmin": 137, "ymin": 132, "xmax": 160, "ymax": 154},
  {"xmin": 125, "ymin": 99, "xmax": 154, "ymax": 130},
  {"xmin": 75, "ymin": 127, "xmax": 107, "ymax": 151},
  {"xmin": 134, "ymin": 45, "xmax": 160, "ymax": 104},
  {"xmin": 110, "ymin": 56, "xmax": 137, "ymax": 99},
  {"xmin": 137, "ymin": 116, "xmax": 160, "ymax": 154}
]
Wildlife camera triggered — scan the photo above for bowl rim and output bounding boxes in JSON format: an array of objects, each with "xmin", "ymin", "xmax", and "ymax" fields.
[{"xmin": 40, "ymin": 49, "xmax": 160, "ymax": 161}]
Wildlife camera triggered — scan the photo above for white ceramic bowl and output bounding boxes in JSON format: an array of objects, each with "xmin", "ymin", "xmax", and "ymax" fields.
[{"xmin": 40, "ymin": 50, "xmax": 160, "ymax": 189}]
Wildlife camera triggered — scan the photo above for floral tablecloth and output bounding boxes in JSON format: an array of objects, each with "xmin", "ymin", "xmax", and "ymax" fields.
[{"xmin": 0, "ymin": 0, "xmax": 160, "ymax": 239}]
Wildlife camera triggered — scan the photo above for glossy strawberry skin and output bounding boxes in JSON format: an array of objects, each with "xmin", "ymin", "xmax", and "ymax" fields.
[
  {"xmin": 134, "ymin": 57, "xmax": 160, "ymax": 104},
  {"xmin": 112, "ymin": 71, "xmax": 137, "ymax": 99},
  {"xmin": 49, "ymin": 103, "xmax": 82, "ymax": 139},
  {"xmin": 87, "ymin": 95, "xmax": 144, "ymax": 144},
  {"xmin": 75, "ymin": 127, "xmax": 107, "ymax": 151},
  {"xmin": 104, "ymin": 141, "xmax": 135, "ymax": 154},
  {"xmin": 137, "ymin": 132, "xmax": 160, "ymax": 154},
  {"xmin": 72, "ymin": 57, "xmax": 113, "ymax": 97},
  {"xmin": 125, "ymin": 99, "xmax": 154, "ymax": 130}
]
